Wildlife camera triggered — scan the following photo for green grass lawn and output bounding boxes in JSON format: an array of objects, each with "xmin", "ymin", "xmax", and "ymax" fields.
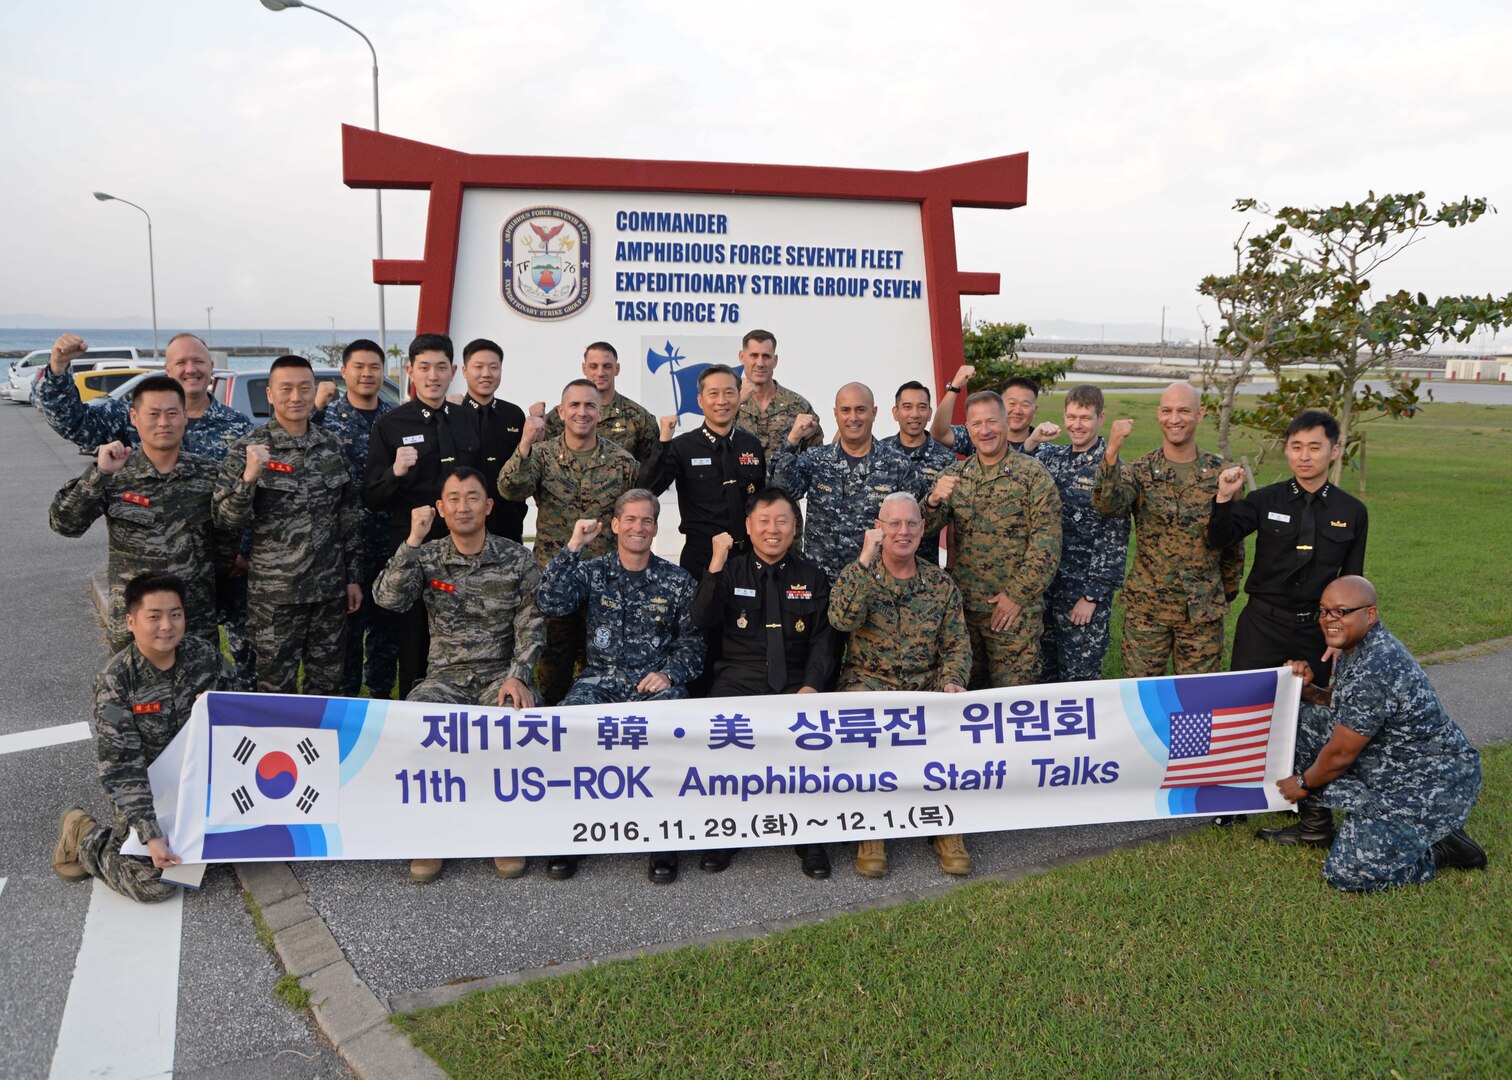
[{"xmin": 397, "ymin": 745, "xmax": 1510, "ymax": 1078}]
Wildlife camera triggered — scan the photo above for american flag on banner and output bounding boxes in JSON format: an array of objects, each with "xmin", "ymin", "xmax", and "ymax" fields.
[{"xmin": 1161, "ymin": 703, "xmax": 1273, "ymax": 788}]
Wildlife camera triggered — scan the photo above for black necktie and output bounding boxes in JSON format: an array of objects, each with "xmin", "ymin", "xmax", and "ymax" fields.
[
  {"xmin": 764, "ymin": 564, "xmax": 788, "ymax": 692},
  {"xmin": 717, "ymin": 434, "xmax": 745, "ymax": 537},
  {"xmin": 1291, "ymin": 490, "xmax": 1317, "ymax": 578}
]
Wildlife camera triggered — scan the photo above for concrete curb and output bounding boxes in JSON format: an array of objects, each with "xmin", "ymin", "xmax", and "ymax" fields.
[{"xmin": 235, "ymin": 863, "xmax": 447, "ymax": 1080}]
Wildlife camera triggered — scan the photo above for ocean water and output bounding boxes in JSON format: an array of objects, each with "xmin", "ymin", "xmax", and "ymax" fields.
[{"xmin": 0, "ymin": 328, "xmax": 409, "ymax": 355}]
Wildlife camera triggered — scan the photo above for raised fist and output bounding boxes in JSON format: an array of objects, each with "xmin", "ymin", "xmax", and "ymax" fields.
[
  {"xmin": 519, "ymin": 412, "xmax": 546, "ymax": 451},
  {"xmin": 242, "ymin": 443, "xmax": 271, "ymax": 482},
  {"xmin": 788, "ymin": 413, "xmax": 819, "ymax": 445},
  {"xmin": 527, "ymin": 400, "xmax": 547, "ymax": 418},
  {"xmin": 950, "ymin": 364, "xmax": 976, "ymax": 390},
  {"xmin": 859, "ymin": 527, "xmax": 886, "ymax": 566},
  {"xmin": 658, "ymin": 415, "xmax": 678, "ymax": 442},
  {"xmin": 929, "ymin": 474, "xmax": 960, "ymax": 506},
  {"xmin": 1216, "ymin": 465, "xmax": 1246, "ymax": 501},
  {"xmin": 708, "ymin": 531, "xmax": 735, "ymax": 572},
  {"xmin": 96, "ymin": 441, "xmax": 130, "ymax": 475},
  {"xmin": 568, "ymin": 518, "xmax": 603, "ymax": 551},
  {"xmin": 1108, "ymin": 418, "xmax": 1134, "ymax": 449},
  {"xmin": 393, "ymin": 445, "xmax": 419, "ymax": 477},
  {"xmin": 1033, "ymin": 421, "xmax": 1061, "ymax": 442},
  {"xmin": 314, "ymin": 381, "xmax": 337, "ymax": 410},
  {"xmin": 50, "ymin": 333, "xmax": 88, "ymax": 374},
  {"xmin": 408, "ymin": 505, "xmax": 436, "ymax": 545}
]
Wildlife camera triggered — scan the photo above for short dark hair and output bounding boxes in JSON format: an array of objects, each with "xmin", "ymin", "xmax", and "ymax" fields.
[
  {"xmin": 613, "ymin": 488, "xmax": 660, "ymax": 521},
  {"xmin": 563, "ymin": 378, "xmax": 599, "ymax": 397},
  {"xmin": 443, "ymin": 465, "xmax": 491, "ymax": 494},
  {"xmin": 894, "ymin": 380, "xmax": 930, "ymax": 404},
  {"xmin": 408, "ymin": 333, "xmax": 454, "ymax": 364},
  {"xmin": 342, "ymin": 338, "xmax": 384, "ymax": 365},
  {"xmin": 131, "ymin": 374, "xmax": 185, "ymax": 405},
  {"xmin": 747, "ymin": 485, "xmax": 801, "ymax": 524},
  {"xmin": 698, "ymin": 363, "xmax": 741, "ymax": 392},
  {"xmin": 584, "ymin": 342, "xmax": 618, "ymax": 361},
  {"xmin": 1285, "ymin": 409, "xmax": 1341, "ymax": 445},
  {"xmin": 1001, "ymin": 375, "xmax": 1041, "ymax": 398},
  {"xmin": 125, "ymin": 571, "xmax": 185, "ymax": 614},
  {"xmin": 1064, "ymin": 384, "xmax": 1105, "ymax": 415},
  {"xmin": 741, "ymin": 329, "xmax": 776, "ymax": 350},
  {"xmin": 462, "ymin": 338, "xmax": 503, "ymax": 364},
  {"xmin": 269, "ymin": 355, "xmax": 313, "ymax": 378}
]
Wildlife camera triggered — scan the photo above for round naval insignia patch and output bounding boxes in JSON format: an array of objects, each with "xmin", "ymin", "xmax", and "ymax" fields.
[
  {"xmin": 594, "ymin": 625, "xmax": 612, "ymax": 649},
  {"xmin": 502, "ymin": 206, "xmax": 591, "ymax": 320}
]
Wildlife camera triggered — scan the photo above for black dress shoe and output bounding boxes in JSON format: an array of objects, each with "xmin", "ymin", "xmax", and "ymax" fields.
[
  {"xmin": 545, "ymin": 855, "xmax": 579, "ymax": 880},
  {"xmin": 648, "ymin": 852, "xmax": 679, "ymax": 884},
  {"xmin": 700, "ymin": 849, "xmax": 734, "ymax": 873},
  {"xmin": 1432, "ymin": 828, "xmax": 1487, "ymax": 871},
  {"xmin": 1255, "ymin": 803, "xmax": 1335, "ymax": 848},
  {"xmin": 1211, "ymin": 814, "xmax": 1251, "ymax": 827},
  {"xmin": 796, "ymin": 844, "xmax": 831, "ymax": 880}
]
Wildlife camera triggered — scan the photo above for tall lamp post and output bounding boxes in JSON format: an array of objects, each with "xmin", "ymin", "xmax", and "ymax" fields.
[
  {"xmin": 260, "ymin": 0, "xmax": 387, "ymax": 357},
  {"xmin": 93, "ymin": 192, "xmax": 159, "ymax": 359}
]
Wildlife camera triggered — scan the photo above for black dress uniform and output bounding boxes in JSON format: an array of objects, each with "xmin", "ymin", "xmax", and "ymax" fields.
[
  {"xmin": 362, "ymin": 399, "xmax": 480, "ymax": 696},
  {"xmin": 638, "ymin": 423, "xmax": 767, "ymax": 576},
  {"xmin": 689, "ymin": 549, "xmax": 836, "ymax": 695},
  {"xmin": 458, "ymin": 394, "xmax": 528, "ymax": 542},
  {"xmin": 1207, "ymin": 478, "xmax": 1368, "ymax": 685}
]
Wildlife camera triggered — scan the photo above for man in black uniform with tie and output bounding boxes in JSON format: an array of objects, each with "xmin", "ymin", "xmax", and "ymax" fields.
[
  {"xmin": 638, "ymin": 364, "xmax": 767, "ymax": 577},
  {"xmin": 689, "ymin": 487, "xmax": 837, "ymax": 878},
  {"xmin": 363, "ymin": 333, "xmax": 480, "ymax": 697},
  {"xmin": 456, "ymin": 338, "xmax": 528, "ymax": 542}
]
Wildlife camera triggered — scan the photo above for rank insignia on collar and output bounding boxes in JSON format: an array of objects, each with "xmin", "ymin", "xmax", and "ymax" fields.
[
  {"xmin": 421, "ymin": 408, "xmax": 432, "ymax": 419},
  {"xmin": 268, "ymin": 461, "xmax": 294, "ymax": 474},
  {"xmin": 428, "ymin": 578, "xmax": 456, "ymax": 593},
  {"xmin": 133, "ymin": 702, "xmax": 162, "ymax": 714},
  {"xmin": 122, "ymin": 492, "xmax": 151, "ymax": 506}
]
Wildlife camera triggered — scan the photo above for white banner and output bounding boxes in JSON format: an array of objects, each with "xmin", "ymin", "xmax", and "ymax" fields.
[{"xmin": 126, "ymin": 668, "xmax": 1299, "ymax": 863}]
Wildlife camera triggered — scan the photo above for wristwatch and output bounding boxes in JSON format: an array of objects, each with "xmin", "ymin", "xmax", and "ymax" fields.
[
  {"xmin": 1081, "ymin": 596, "xmax": 1096, "ymax": 604},
  {"xmin": 1294, "ymin": 773, "xmax": 1314, "ymax": 793},
  {"xmin": 944, "ymin": 383, "xmax": 962, "ymax": 394}
]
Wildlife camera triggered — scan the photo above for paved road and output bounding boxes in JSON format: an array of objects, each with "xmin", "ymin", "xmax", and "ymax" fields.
[{"xmin": 1, "ymin": 396, "xmax": 1506, "ymax": 1076}]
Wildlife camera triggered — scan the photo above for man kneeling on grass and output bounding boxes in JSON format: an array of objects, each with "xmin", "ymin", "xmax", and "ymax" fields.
[
  {"xmin": 54, "ymin": 571, "xmax": 231, "ymax": 900},
  {"xmin": 1260, "ymin": 575, "xmax": 1486, "ymax": 891}
]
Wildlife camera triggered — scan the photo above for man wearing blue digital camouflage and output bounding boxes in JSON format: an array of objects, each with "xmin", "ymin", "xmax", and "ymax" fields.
[{"xmin": 1260, "ymin": 576, "xmax": 1485, "ymax": 892}]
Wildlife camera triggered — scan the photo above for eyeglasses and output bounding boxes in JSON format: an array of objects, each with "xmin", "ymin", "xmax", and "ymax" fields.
[{"xmin": 1318, "ymin": 605, "xmax": 1370, "ymax": 620}]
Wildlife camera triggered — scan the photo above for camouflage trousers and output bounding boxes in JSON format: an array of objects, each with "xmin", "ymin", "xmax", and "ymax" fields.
[
  {"xmin": 538, "ymin": 611, "xmax": 586, "ymax": 707},
  {"xmin": 78, "ymin": 811, "xmax": 175, "ymax": 904},
  {"xmin": 1039, "ymin": 593, "xmax": 1114, "ymax": 683},
  {"xmin": 343, "ymin": 563, "xmax": 400, "ymax": 698},
  {"xmin": 560, "ymin": 674, "xmax": 689, "ymax": 706},
  {"xmin": 216, "ymin": 571, "xmax": 256, "ymax": 692},
  {"xmin": 965, "ymin": 603, "xmax": 1043, "ymax": 690},
  {"xmin": 248, "ymin": 594, "xmax": 348, "ymax": 696},
  {"xmin": 1295, "ymin": 704, "xmax": 1481, "ymax": 892},
  {"xmin": 1120, "ymin": 611, "xmax": 1222, "ymax": 678},
  {"xmin": 407, "ymin": 663, "xmax": 530, "ymax": 708}
]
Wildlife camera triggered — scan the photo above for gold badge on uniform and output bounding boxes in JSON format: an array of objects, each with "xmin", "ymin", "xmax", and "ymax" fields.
[
  {"xmin": 1330, "ymin": 520, "xmax": 1347, "ymax": 528},
  {"xmin": 737, "ymin": 612, "xmax": 748, "ymax": 628},
  {"xmin": 794, "ymin": 619, "xmax": 805, "ymax": 633},
  {"xmin": 747, "ymin": 483, "xmax": 755, "ymax": 494}
]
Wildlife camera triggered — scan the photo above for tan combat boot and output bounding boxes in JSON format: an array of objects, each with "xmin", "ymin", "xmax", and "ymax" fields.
[
  {"xmin": 492, "ymin": 857, "xmax": 527, "ymax": 879},
  {"xmin": 855, "ymin": 839, "xmax": 888, "ymax": 878},
  {"xmin": 409, "ymin": 858, "xmax": 445, "ymax": 883},
  {"xmin": 932, "ymin": 834, "xmax": 971, "ymax": 876},
  {"xmin": 53, "ymin": 807, "xmax": 96, "ymax": 881}
]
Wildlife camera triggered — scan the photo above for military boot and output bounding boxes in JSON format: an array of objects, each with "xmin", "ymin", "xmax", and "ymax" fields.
[
  {"xmin": 409, "ymin": 858, "xmax": 445, "ymax": 883},
  {"xmin": 1255, "ymin": 803, "xmax": 1335, "ymax": 848},
  {"xmin": 931, "ymin": 833, "xmax": 972, "ymax": 875},
  {"xmin": 492, "ymin": 857, "xmax": 527, "ymax": 879},
  {"xmin": 855, "ymin": 840, "xmax": 888, "ymax": 878},
  {"xmin": 1431, "ymin": 828, "xmax": 1487, "ymax": 871},
  {"xmin": 53, "ymin": 807, "xmax": 96, "ymax": 882}
]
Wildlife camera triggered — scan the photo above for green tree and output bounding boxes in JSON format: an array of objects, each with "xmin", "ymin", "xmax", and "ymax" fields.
[{"xmin": 959, "ymin": 318, "xmax": 1076, "ymax": 390}]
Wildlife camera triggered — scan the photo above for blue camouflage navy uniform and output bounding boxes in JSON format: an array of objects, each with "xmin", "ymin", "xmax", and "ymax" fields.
[
  {"xmin": 34, "ymin": 366, "xmax": 257, "ymax": 687},
  {"xmin": 878, "ymin": 433, "xmax": 957, "ymax": 565},
  {"xmin": 535, "ymin": 547, "xmax": 704, "ymax": 704},
  {"xmin": 768, "ymin": 439, "xmax": 928, "ymax": 583},
  {"xmin": 1036, "ymin": 437, "xmax": 1130, "ymax": 681},
  {"xmin": 314, "ymin": 393, "xmax": 399, "ymax": 697},
  {"xmin": 1296, "ymin": 621, "xmax": 1482, "ymax": 892}
]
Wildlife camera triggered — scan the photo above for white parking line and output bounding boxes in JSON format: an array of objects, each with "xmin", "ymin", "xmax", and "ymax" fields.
[
  {"xmin": 48, "ymin": 881, "xmax": 182, "ymax": 1080},
  {"xmin": 0, "ymin": 877, "xmax": 6, "ymax": 898},
  {"xmin": 0, "ymin": 722, "xmax": 91, "ymax": 755}
]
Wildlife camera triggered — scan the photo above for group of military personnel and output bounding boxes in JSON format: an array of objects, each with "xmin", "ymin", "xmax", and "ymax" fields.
[{"xmin": 43, "ymin": 327, "xmax": 1484, "ymax": 900}]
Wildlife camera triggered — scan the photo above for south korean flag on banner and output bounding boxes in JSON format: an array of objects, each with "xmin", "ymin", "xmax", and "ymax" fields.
[{"xmin": 207, "ymin": 726, "xmax": 340, "ymax": 828}]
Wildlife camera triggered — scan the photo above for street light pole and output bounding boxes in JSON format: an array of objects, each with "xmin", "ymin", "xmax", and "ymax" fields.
[
  {"xmin": 260, "ymin": 0, "xmax": 386, "ymax": 356},
  {"xmin": 92, "ymin": 192, "xmax": 158, "ymax": 359},
  {"xmin": 206, "ymin": 307, "xmax": 214, "ymax": 348}
]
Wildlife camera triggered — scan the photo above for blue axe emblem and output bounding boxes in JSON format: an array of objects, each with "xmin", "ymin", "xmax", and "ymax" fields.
[{"xmin": 645, "ymin": 341, "xmax": 743, "ymax": 420}]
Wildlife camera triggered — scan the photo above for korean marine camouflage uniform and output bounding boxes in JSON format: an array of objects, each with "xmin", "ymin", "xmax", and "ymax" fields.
[
  {"xmin": 79, "ymin": 635, "xmax": 231, "ymax": 902},
  {"xmin": 373, "ymin": 533, "xmax": 546, "ymax": 706},
  {"xmin": 535, "ymin": 548, "xmax": 704, "ymax": 704},
  {"xmin": 829, "ymin": 559, "xmax": 972, "ymax": 693},
  {"xmin": 878, "ymin": 433, "xmax": 957, "ymax": 564},
  {"xmin": 34, "ymin": 366, "xmax": 257, "ymax": 685},
  {"xmin": 49, "ymin": 449, "xmax": 231, "ymax": 653},
  {"xmin": 496, "ymin": 433, "xmax": 638, "ymax": 704},
  {"xmin": 547, "ymin": 391, "xmax": 660, "ymax": 462},
  {"xmin": 769, "ymin": 439, "xmax": 927, "ymax": 583},
  {"xmin": 923, "ymin": 451, "xmax": 1062, "ymax": 688},
  {"xmin": 1092, "ymin": 448, "xmax": 1243, "ymax": 676},
  {"xmin": 1296, "ymin": 622, "xmax": 1481, "ymax": 892},
  {"xmin": 1035, "ymin": 437, "xmax": 1130, "ymax": 682},
  {"xmin": 314, "ymin": 393, "xmax": 400, "ymax": 696},
  {"xmin": 213, "ymin": 419, "xmax": 361, "ymax": 695}
]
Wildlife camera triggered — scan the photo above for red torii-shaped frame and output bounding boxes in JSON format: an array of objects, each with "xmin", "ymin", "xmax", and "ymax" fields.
[{"xmin": 341, "ymin": 124, "xmax": 1028, "ymax": 397}]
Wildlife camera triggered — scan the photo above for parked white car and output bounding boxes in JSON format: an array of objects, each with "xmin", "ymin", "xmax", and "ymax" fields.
[{"xmin": 7, "ymin": 346, "xmax": 148, "ymax": 404}]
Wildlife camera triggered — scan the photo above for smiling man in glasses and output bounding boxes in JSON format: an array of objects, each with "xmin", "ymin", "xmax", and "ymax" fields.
[{"xmin": 1258, "ymin": 575, "xmax": 1485, "ymax": 892}]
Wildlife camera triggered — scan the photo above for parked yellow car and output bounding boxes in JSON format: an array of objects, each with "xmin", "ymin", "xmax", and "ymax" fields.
[{"xmin": 74, "ymin": 367, "xmax": 157, "ymax": 402}]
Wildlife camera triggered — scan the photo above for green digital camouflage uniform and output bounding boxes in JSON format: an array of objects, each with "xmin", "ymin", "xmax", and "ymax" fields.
[
  {"xmin": 373, "ymin": 533, "xmax": 546, "ymax": 705},
  {"xmin": 737, "ymin": 382, "xmax": 825, "ymax": 460},
  {"xmin": 496, "ymin": 433, "xmax": 638, "ymax": 703},
  {"xmin": 547, "ymin": 391, "xmax": 659, "ymax": 462},
  {"xmin": 213, "ymin": 420, "xmax": 361, "ymax": 695},
  {"xmin": 829, "ymin": 559, "xmax": 972, "ymax": 692},
  {"xmin": 78, "ymin": 635, "xmax": 230, "ymax": 902},
  {"xmin": 923, "ymin": 452, "xmax": 1063, "ymax": 688},
  {"xmin": 1091, "ymin": 448, "xmax": 1243, "ymax": 676},
  {"xmin": 49, "ymin": 450, "xmax": 231, "ymax": 652}
]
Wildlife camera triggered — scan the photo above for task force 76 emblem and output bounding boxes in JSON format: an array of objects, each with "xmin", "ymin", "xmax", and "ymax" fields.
[{"xmin": 501, "ymin": 206, "xmax": 591, "ymax": 319}]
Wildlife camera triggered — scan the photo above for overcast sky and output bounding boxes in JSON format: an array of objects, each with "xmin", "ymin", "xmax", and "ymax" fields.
[{"xmin": 4, "ymin": 1, "xmax": 1509, "ymax": 343}]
